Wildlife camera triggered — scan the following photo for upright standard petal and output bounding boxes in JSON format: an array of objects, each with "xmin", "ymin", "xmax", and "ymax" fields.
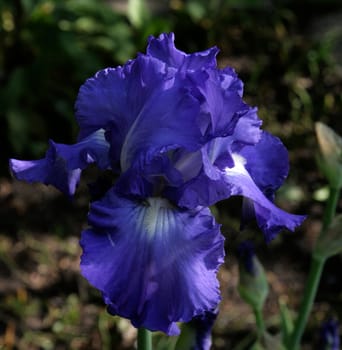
[
  {"xmin": 9, "ymin": 130, "xmax": 110, "ymax": 197},
  {"xmin": 75, "ymin": 56, "xmax": 169, "ymax": 169},
  {"xmin": 75, "ymin": 66, "xmax": 129, "ymax": 140},
  {"xmin": 147, "ymin": 33, "xmax": 219, "ymax": 71},
  {"xmin": 80, "ymin": 189, "xmax": 224, "ymax": 335},
  {"xmin": 196, "ymin": 69, "xmax": 247, "ymax": 139},
  {"xmin": 118, "ymin": 70, "xmax": 203, "ymax": 172},
  {"xmin": 76, "ymin": 54, "xmax": 204, "ymax": 175},
  {"xmin": 148, "ymin": 34, "xmax": 251, "ymax": 141},
  {"xmin": 75, "ymin": 56, "xmax": 170, "ymax": 136}
]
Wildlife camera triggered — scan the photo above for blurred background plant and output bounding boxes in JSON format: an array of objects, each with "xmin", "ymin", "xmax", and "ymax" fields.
[
  {"xmin": 0, "ymin": 0, "xmax": 154, "ymax": 170},
  {"xmin": 1, "ymin": 0, "xmax": 342, "ymax": 349}
]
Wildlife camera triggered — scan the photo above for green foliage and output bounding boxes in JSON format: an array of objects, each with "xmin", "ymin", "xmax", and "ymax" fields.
[
  {"xmin": 279, "ymin": 300, "xmax": 295, "ymax": 346},
  {"xmin": 238, "ymin": 255, "xmax": 269, "ymax": 313},
  {"xmin": 0, "ymin": 0, "xmax": 135, "ymax": 161},
  {"xmin": 0, "ymin": 0, "xmax": 175, "ymax": 168},
  {"xmin": 315, "ymin": 122, "xmax": 342, "ymax": 190}
]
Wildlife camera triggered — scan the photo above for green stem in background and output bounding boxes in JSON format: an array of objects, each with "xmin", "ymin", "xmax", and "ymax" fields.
[
  {"xmin": 286, "ymin": 255, "xmax": 325, "ymax": 350},
  {"xmin": 287, "ymin": 187, "xmax": 340, "ymax": 350},
  {"xmin": 322, "ymin": 187, "xmax": 340, "ymax": 231},
  {"xmin": 253, "ymin": 307, "xmax": 265, "ymax": 337},
  {"xmin": 137, "ymin": 328, "xmax": 152, "ymax": 350}
]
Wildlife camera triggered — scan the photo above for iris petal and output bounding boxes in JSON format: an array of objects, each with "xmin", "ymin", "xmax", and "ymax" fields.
[
  {"xmin": 230, "ymin": 107, "xmax": 262, "ymax": 152},
  {"xmin": 240, "ymin": 131, "xmax": 289, "ymax": 197},
  {"xmin": 76, "ymin": 54, "xmax": 204, "ymax": 175},
  {"xmin": 75, "ymin": 56, "xmax": 168, "ymax": 168},
  {"xmin": 196, "ymin": 69, "xmax": 246, "ymax": 139},
  {"xmin": 191, "ymin": 309, "xmax": 218, "ymax": 350},
  {"xmin": 80, "ymin": 189, "xmax": 224, "ymax": 335},
  {"xmin": 75, "ymin": 66, "xmax": 128, "ymax": 139},
  {"xmin": 166, "ymin": 137, "xmax": 235, "ymax": 208},
  {"xmin": 219, "ymin": 66, "xmax": 244, "ymax": 96},
  {"xmin": 169, "ymin": 171, "xmax": 232, "ymax": 209},
  {"xmin": 166, "ymin": 104, "xmax": 263, "ymax": 206},
  {"xmin": 224, "ymin": 154, "xmax": 306, "ymax": 242},
  {"xmin": 239, "ymin": 132, "xmax": 291, "ymax": 230},
  {"xmin": 75, "ymin": 56, "xmax": 168, "ymax": 137},
  {"xmin": 9, "ymin": 129, "xmax": 110, "ymax": 196},
  {"xmin": 119, "ymin": 74, "xmax": 203, "ymax": 172},
  {"xmin": 147, "ymin": 33, "xmax": 219, "ymax": 70},
  {"xmin": 170, "ymin": 144, "xmax": 304, "ymax": 241}
]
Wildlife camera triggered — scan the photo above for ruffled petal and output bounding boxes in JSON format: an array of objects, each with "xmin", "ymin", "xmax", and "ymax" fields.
[
  {"xmin": 80, "ymin": 190, "xmax": 224, "ymax": 335},
  {"xmin": 219, "ymin": 66, "xmax": 244, "ymax": 96},
  {"xmin": 75, "ymin": 66, "xmax": 129, "ymax": 141},
  {"xmin": 196, "ymin": 69, "xmax": 247, "ymax": 139},
  {"xmin": 9, "ymin": 129, "xmax": 110, "ymax": 196},
  {"xmin": 112, "ymin": 63, "xmax": 252, "ymax": 197},
  {"xmin": 75, "ymin": 56, "xmax": 168, "ymax": 136},
  {"xmin": 224, "ymin": 154, "xmax": 306, "ymax": 242},
  {"xmin": 147, "ymin": 33, "xmax": 219, "ymax": 70},
  {"xmin": 230, "ymin": 107, "xmax": 262, "ymax": 153},
  {"xmin": 147, "ymin": 35, "xmax": 252, "ymax": 142}
]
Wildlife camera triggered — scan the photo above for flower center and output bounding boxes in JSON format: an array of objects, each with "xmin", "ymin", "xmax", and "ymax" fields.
[{"xmin": 142, "ymin": 197, "xmax": 175, "ymax": 239}]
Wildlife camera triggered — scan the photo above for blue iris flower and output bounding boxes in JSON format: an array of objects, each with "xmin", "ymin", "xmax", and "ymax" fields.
[
  {"xmin": 9, "ymin": 33, "xmax": 305, "ymax": 335},
  {"xmin": 319, "ymin": 319, "xmax": 340, "ymax": 350},
  {"xmin": 185, "ymin": 308, "xmax": 219, "ymax": 350}
]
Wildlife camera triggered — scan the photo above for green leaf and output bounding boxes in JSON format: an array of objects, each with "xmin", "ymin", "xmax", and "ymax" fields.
[
  {"xmin": 315, "ymin": 122, "xmax": 342, "ymax": 189},
  {"xmin": 238, "ymin": 256, "xmax": 269, "ymax": 311},
  {"xmin": 278, "ymin": 299, "xmax": 294, "ymax": 345},
  {"xmin": 174, "ymin": 323, "xmax": 196, "ymax": 350},
  {"xmin": 252, "ymin": 333, "xmax": 286, "ymax": 350}
]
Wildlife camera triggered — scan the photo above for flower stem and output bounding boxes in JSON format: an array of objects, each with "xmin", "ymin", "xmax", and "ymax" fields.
[
  {"xmin": 137, "ymin": 328, "xmax": 152, "ymax": 350},
  {"xmin": 287, "ymin": 255, "xmax": 325, "ymax": 350},
  {"xmin": 322, "ymin": 187, "xmax": 340, "ymax": 231},
  {"xmin": 287, "ymin": 186, "xmax": 340, "ymax": 350},
  {"xmin": 253, "ymin": 307, "xmax": 265, "ymax": 337}
]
